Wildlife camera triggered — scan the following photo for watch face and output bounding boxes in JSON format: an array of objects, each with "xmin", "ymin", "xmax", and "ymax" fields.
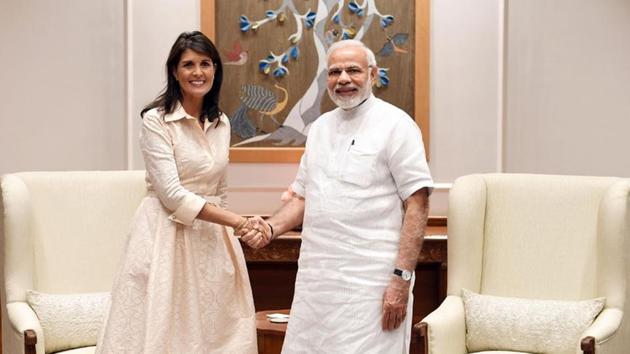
[{"xmin": 394, "ymin": 268, "xmax": 412, "ymax": 281}]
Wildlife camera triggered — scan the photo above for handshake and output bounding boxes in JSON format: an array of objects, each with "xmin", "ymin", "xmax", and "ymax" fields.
[{"xmin": 234, "ymin": 216, "xmax": 273, "ymax": 249}]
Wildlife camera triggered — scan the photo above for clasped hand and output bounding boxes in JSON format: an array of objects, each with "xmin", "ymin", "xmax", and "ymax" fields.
[{"xmin": 234, "ymin": 216, "xmax": 272, "ymax": 249}]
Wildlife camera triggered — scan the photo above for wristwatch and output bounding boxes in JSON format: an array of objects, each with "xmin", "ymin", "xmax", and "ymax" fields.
[{"xmin": 393, "ymin": 268, "xmax": 412, "ymax": 281}]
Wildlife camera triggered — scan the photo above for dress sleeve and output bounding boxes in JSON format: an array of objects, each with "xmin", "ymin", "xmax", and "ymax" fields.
[
  {"xmin": 386, "ymin": 118, "xmax": 434, "ymax": 201},
  {"xmin": 140, "ymin": 113, "xmax": 207, "ymax": 225}
]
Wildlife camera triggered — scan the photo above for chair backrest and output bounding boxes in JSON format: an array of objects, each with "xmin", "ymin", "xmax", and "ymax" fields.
[
  {"xmin": 1, "ymin": 171, "xmax": 146, "ymax": 303},
  {"xmin": 447, "ymin": 173, "xmax": 630, "ymax": 305}
]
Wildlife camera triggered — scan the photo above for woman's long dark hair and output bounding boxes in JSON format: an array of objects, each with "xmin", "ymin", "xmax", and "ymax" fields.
[{"xmin": 141, "ymin": 31, "xmax": 223, "ymax": 122}]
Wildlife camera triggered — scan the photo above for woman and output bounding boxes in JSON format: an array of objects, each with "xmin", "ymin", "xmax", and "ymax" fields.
[{"xmin": 97, "ymin": 31, "xmax": 263, "ymax": 353}]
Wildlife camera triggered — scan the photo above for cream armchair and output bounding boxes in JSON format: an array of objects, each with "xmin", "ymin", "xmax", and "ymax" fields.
[
  {"xmin": 416, "ymin": 174, "xmax": 630, "ymax": 354},
  {"xmin": 1, "ymin": 171, "xmax": 146, "ymax": 354}
]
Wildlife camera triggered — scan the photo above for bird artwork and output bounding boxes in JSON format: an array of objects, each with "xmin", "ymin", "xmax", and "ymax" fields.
[
  {"xmin": 224, "ymin": 41, "xmax": 248, "ymax": 66},
  {"xmin": 225, "ymin": 0, "xmax": 418, "ymax": 148},
  {"xmin": 230, "ymin": 84, "xmax": 289, "ymax": 139},
  {"xmin": 376, "ymin": 33, "xmax": 409, "ymax": 57},
  {"xmin": 230, "ymin": 105, "xmax": 256, "ymax": 139}
]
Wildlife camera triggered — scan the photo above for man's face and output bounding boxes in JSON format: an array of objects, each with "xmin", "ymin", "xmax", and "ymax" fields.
[{"xmin": 326, "ymin": 46, "xmax": 376, "ymax": 110}]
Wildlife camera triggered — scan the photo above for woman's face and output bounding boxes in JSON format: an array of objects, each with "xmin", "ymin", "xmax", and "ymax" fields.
[{"xmin": 174, "ymin": 49, "xmax": 215, "ymax": 100}]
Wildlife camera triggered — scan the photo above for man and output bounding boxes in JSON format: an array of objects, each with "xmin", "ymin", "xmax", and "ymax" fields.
[{"xmin": 242, "ymin": 39, "xmax": 433, "ymax": 354}]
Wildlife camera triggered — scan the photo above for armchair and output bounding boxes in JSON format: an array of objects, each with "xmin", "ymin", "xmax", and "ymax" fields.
[
  {"xmin": 416, "ymin": 174, "xmax": 630, "ymax": 354},
  {"xmin": 1, "ymin": 171, "xmax": 146, "ymax": 353}
]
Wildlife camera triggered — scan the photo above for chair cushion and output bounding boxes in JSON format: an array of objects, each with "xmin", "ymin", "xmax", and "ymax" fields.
[
  {"xmin": 26, "ymin": 291, "xmax": 110, "ymax": 353},
  {"xmin": 472, "ymin": 352, "xmax": 532, "ymax": 354},
  {"xmin": 57, "ymin": 346, "xmax": 96, "ymax": 354},
  {"xmin": 463, "ymin": 289, "xmax": 604, "ymax": 354}
]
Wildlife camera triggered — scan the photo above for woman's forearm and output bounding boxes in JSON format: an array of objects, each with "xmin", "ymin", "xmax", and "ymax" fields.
[{"xmin": 196, "ymin": 203, "xmax": 245, "ymax": 229}]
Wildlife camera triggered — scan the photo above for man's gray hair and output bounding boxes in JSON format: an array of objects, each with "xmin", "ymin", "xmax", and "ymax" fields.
[{"xmin": 326, "ymin": 40, "xmax": 377, "ymax": 67}]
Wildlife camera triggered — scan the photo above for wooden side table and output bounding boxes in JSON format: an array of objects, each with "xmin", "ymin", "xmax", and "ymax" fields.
[{"xmin": 256, "ymin": 309, "xmax": 290, "ymax": 354}]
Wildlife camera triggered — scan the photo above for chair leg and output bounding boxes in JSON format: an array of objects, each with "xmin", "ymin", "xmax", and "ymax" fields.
[
  {"xmin": 24, "ymin": 329, "xmax": 37, "ymax": 354},
  {"xmin": 581, "ymin": 336, "xmax": 595, "ymax": 354},
  {"xmin": 413, "ymin": 322, "xmax": 429, "ymax": 354}
]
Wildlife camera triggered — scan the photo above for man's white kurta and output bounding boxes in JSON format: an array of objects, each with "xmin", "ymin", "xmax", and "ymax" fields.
[{"xmin": 282, "ymin": 95, "xmax": 434, "ymax": 354}]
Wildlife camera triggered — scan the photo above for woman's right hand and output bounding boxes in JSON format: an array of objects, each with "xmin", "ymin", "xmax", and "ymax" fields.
[
  {"xmin": 233, "ymin": 217, "xmax": 251, "ymax": 236},
  {"xmin": 239, "ymin": 216, "xmax": 272, "ymax": 249}
]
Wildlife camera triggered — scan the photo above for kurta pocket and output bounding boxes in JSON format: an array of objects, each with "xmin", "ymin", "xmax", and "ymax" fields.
[{"xmin": 340, "ymin": 150, "xmax": 377, "ymax": 188}]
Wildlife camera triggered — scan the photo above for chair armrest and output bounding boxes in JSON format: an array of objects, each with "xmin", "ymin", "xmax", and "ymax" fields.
[
  {"xmin": 413, "ymin": 322, "xmax": 428, "ymax": 354},
  {"xmin": 24, "ymin": 330, "xmax": 38, "ymax": 354},
  {"xmin": 416, "ymin": 295, "xmax": 467, "ymax": 354},
  {"xmin": 580, "ymin": 308, "xmax": 623, "ymax": 353},
  {"xmin": 6, "ymin": 302, "xmax": 45, "ymax": 354},
  {"xmin": 581, "ymin": 337, "xmax": 595, "ymax": 354},
  {"xmin": 581, "ymin": 308, "xmax": 622, "ymax": 343}
]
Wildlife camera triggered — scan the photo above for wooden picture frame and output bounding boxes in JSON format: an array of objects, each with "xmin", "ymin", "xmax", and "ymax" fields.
[{"xmin": 201, "ymin": 0, "xmax": 429, "ymax": 163}]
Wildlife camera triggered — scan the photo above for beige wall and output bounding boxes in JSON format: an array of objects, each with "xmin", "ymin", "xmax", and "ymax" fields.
[
  {"xmin": 430, "ymin": 0, "xmax": 502, "ymax": 181},
  {"xmin": 504, "ymin": 0, "xmax": 630, "ymax": 176},
  {"xmin": 0, "ymin": 0, "xmax": 126, "ymax": 174},
  {"xmin": 1, "ymin": 0, "xmax": 629, "ymax": 216}
]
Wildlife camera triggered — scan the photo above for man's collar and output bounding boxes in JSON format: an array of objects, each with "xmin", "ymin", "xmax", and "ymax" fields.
[
  {"xmin": 338, "ymin": 92, "xmax": 376, "ymax": 118},
  {"xmin": 341, "ymin": 95, "xmax": 371, "ymax": 111}
]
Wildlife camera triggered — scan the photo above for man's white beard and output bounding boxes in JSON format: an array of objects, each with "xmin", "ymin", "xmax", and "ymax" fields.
[{"xmin": 328, "ymin": 77, "xmax": 372, "ymax": 110}]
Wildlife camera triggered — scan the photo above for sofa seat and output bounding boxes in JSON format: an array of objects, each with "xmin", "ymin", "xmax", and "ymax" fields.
[
  {"xmin": 473, "ymin": 352, "xmax": 531, "ymax": 354},
  {"xmin": 57, "ymin": 346, "xmax": 95, "ymax": 354}
]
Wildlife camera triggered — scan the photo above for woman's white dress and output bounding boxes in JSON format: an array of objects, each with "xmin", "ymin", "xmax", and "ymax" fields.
[{"xmin": 97, "ymin": 105, "xmax": 257, "ymax": 354}]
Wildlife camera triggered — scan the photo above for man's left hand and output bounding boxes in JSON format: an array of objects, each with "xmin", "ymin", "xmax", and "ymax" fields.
[{"xmin": 381, "ymin": 277, "xmax": 410, "ymax": 331}]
